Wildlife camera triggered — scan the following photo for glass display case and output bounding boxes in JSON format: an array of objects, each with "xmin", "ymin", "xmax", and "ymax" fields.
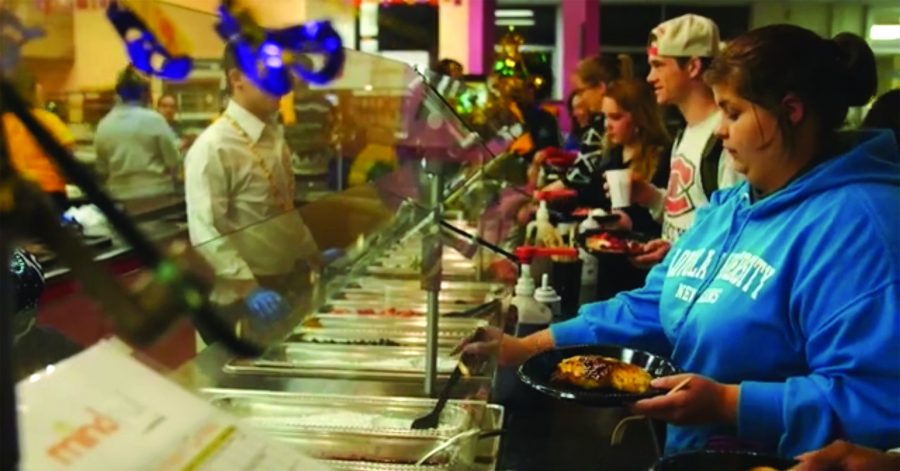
[{"xmin": 4, "ymin": 2, "xmax": 525, "ymax": 470}]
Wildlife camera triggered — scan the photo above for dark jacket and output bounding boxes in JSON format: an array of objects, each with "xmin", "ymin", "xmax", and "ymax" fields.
[{"xmin": 568, "ymin": 144, "xmax": 670, "ymax": 237}]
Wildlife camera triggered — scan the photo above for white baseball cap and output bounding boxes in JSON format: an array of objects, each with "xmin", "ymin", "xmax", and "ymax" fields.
[{"xmin": 649, "ymin": 14, "xmax": 720, "ymax": 58}]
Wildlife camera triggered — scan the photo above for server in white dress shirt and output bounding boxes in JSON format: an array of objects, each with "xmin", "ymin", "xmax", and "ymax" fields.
[
  {"xmin": 184, "ymin": 43, "xmax": 319, "ymax": 316},
  {"xmin": 94, "ymin": 66, "xmax": 181, "ymax": 200}
]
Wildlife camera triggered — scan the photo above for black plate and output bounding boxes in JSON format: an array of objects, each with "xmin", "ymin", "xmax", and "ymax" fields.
[
  {"xmin": 545, "ymin": 196, "xmax": 579, "ymax": 216},
  {"xmin": 653, "ymin": 450, "xmax": 798, "ymax": 471},
  {"xmin": 577, "ymin": 229, "xmax": 653, "ymax": 257},
  {"xmin": 517, "ymin": 345, "xmax": 679, "ymax": 406}
]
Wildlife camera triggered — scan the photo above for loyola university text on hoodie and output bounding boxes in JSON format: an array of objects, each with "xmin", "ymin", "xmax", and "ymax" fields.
[{"xmin": 552, "ymin": 130, "xmax": 900, "ymax": 456}]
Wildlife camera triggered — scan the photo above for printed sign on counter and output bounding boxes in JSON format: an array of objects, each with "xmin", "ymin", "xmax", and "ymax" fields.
[{"xmin": 17, "ymin": 340, "xmax": 331, "ymax": 471}]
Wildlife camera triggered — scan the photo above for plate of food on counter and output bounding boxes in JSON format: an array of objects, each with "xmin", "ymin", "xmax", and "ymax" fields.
[
  {"xmin": 578, "ymin": 229, "xmax": 653, "ymax": 256},
  {"xmin": 518, "ymin": 345, "xmax": 679, "ymax": 406},
  {"xmin": 651, "ymin": 450, "xmax": 798, "ymax": 471}
]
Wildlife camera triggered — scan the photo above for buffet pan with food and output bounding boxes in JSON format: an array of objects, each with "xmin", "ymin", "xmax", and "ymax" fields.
[
  {"xmin": 224, "ymin": 343, "xmax": 466, "ymax": 378},
  {"xmin": 287, "ymin": 316, "xmax": 486, "ymax": 348},
  {"xmin": 202, "ymin": 389, "xmax": 500, "ymax": 470}
]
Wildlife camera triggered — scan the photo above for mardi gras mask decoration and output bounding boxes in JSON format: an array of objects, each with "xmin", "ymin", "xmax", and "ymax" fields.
[
  {"xmin": 215, "ymin": 0, "xmax": 345, "ymax": 96},
  {"xmin": 106, "ymin": 0, "xmax": 193, "ymax": 80}
]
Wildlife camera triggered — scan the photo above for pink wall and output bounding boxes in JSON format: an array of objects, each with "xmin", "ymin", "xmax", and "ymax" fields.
[
  {"xmin": 560, "ymin": 0, "xmax": 599, "ymax": 133},
  {"xmin": 467, "ymin": 0, "xmax": 496, "ymax": 75},
  {"xmin": 561, "ymin": 0, "xmax": 599, "ymax": 100}
]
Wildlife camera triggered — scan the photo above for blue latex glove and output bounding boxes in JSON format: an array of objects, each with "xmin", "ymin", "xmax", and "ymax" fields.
[
  {"xmin": 320, "ymin": 248, "xmax": 345, "ymax": 265},
  {"xmin": 60, "ymin": 213, "xmax": 82, "ymax": 233},
  {"xmin": 245, "ymin": 288, "xmax": 289, "ymax": 320}
]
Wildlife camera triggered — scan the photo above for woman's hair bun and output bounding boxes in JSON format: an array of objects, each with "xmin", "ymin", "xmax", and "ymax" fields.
[{"xmin": 831, "ymin": 32, "xmax": 877, "ymax": 107}]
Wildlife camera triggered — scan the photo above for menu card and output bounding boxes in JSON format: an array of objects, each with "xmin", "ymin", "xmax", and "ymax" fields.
[{"xmin": 17, "ymin": 339, "xmax": 331, "ymax": 471}]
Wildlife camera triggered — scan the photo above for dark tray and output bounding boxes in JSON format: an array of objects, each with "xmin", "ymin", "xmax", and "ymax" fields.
[{"xmin": 517, "ymin": 344, "xmax": 679, "ymax": 407}]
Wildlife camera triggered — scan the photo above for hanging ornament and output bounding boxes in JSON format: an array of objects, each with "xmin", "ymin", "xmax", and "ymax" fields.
[
  {"xmin": 106, "ymin": 0, "xmax": 193, "ymax": 80},
  {"xmin": 215, "ymin": 0, "xmax": 345, "ymax": 96}
]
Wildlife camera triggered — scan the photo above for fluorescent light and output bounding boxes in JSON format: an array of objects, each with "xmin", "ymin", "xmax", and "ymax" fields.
[
  {"xmin": 496, "ymin": 9, "xmax": 534, "ymax": 18},
  {"xmin": 869, "ymin": 24, "xmax": 900, "ymax": 41},
  {"xmin": 496, "ymin": 19, "xmax": 536, "ymax": 27}
]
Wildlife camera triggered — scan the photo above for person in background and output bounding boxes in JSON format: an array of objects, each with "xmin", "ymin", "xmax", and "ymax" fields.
[
  {"xmin": 518, "ymin": 58, "xmax": 562, "ymax": 158},
  {"xmin": 590, "ymin": 78, "xmax": 673, "ymax": 299},
  {"xmin": 94, "ymin": 66, "xmax": 181, "ymax": 200},
  {"xmin": 599, "ymin": 78, "xmax": 671, "ymax": 236},
  {"xmin": 2, "ymin": 68, "xmax": 75, "ymax": 211},
  {"xmin": 457, "ymin": 25, "xmax": 897, "ymax": 458},
  {"xmin": 541, "ymin": 54, "xmax": 632, "ymax": 196},
  {"xmin": 185, "ymin": 42, "xmax": 319, "ymax": 342},
  {"xmin": 283, "ymin": 68, "xmax": 337, "ymax": 181},
  {"xmin": 434, "ymin": 58, "xmax": 464, "ymax": 80},
  {"xmin": 631, "ymin": 14, "xmax": 741, "ymax": 268},
  {"xmin": 861, "ymin": 88, "xmax": 899, "ymax": 144},
  {"xmin": 156, "ymin": 93, "xmax": 194, "ymax": 154},
  {"xmin": 563, "ymin": 91, "xmax": 589, "ymax": 151},
  {"xmin": 157, "ymin": 93, "xmax": 180, "ymax": 136}
]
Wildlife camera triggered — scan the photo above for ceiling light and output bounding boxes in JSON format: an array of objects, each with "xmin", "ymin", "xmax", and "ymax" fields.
[
  {"xmin": 496, "ymin": 9, "xmax": 534, "ymax": 18},
  {"xmin": 869, "ymin": 24, "xmax": 900, "ymax": 41},
  {"xmin": 496, "ymin": 19, "xmax": 536, "ymax": 27}
]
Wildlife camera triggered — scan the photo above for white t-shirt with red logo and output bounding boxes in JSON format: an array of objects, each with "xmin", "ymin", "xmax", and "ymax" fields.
[{"xmin": 659, "ymin": 110, "xmax": 741, "ymax": 241}]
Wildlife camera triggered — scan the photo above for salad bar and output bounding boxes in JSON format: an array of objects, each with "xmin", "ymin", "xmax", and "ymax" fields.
[{"xmin": 185, "ymin": 222, "xmax": 511, "ymax": 469}]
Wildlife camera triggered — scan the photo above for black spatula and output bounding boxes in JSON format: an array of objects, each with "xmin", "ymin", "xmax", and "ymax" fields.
[{"xmin": 411, "ymin": 364, "xmax": 464, "ymax": 430}]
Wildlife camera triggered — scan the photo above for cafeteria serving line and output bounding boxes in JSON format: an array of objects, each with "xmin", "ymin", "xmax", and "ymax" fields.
[{"xmin": 3, "ymin": 1, "xmax": 898, "ymax": 470}]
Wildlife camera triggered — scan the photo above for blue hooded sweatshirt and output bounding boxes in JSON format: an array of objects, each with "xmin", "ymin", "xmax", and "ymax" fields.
[{"xmin": 551, "ymin": 130, "xmax": 900, "ymax": 457}]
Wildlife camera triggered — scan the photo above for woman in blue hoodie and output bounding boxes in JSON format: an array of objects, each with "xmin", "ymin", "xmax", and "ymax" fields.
[{"xmin": 457, "ymin": 26, "xmax": 900, "ymax": 458}]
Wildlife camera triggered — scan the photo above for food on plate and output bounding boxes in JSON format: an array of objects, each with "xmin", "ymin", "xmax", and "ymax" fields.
[
  {"xmin": 551, "ymin": 355, "xmax": 652, "ymax": 394},
  {"xmin": 585, "ymin": 232, "xmax": 645, "ymax": 254}
]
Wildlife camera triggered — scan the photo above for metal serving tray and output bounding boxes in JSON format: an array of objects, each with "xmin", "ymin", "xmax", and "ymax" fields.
[
  {"xmin": 224, "ymin": 344, "xmax": 463, "ymax": 378},
  {"xmin": 289, "ymin": 325, "xmax": 477, "ymax": 348},
  {"xmin": 205, "ymin": 389, "xmax": 473, "ymax": 437},
  {"xmin": 288, "ymin": 434, "xmax": 461, "ymax": 470},
  {"xmin": 334, "ymin": 289, "xmax": 490, "ymax": 304},
  {"xmin": 304, "ymin": 315, "xmax": 486, "ymax": 332},
  {"xmin": 365, "ymin": 264, "xmax": 475, "ymax": 277},
  {"xmin": 346, "ymin": 278, "xmax": 504, "ymax": 293},
  {"xmin": 201, "ymin": 390, "xmax": 488, "ymax": 470},
  {"xmin": 320, "ymin": 299, "xmax": 483, "ymax": 315},
  {"xmin": 381, "ymin": 251, "xmax": 470, "ymax": 263}
]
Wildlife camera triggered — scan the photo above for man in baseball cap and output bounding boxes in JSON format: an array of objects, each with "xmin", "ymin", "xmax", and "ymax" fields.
[{"xmin": 629, "ymin": 14, "xmax": 741, "ymax": 268}]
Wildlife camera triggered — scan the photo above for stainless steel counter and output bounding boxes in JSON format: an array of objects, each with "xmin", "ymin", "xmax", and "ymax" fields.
[{"xmin": 172, "ymin": 344, "xmax": 501, "ymax": 471}]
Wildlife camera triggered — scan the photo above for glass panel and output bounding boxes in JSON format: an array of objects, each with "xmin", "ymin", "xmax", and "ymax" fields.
[
  {"xmin": 4, "ymin": 0, "xmax": 519, "ymax": 375},
  {"xmin": 5, "ymin": 5, "xmax": 514, "ymax": 469}
]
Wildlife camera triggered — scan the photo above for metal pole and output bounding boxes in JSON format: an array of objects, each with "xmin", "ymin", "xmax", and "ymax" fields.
[
  {"xmin": 422, "ymin": 164, "xmax": 444, "ymax": 396},
  {"xmin": 0, "ymin": 90, "xmax": 21, "ymax": 470},
  {"xmin": 0, "ymin": 242, "xmax": 19, "ymax": 471}
]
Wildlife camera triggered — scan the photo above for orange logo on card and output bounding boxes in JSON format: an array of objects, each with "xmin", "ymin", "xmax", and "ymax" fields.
[{"xmin": 46, "ymin": 408, "xmax": 119, "ymax": 466}]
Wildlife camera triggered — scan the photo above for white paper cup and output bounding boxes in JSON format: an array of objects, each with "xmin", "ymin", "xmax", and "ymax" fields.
[{"xmin": 605, "ymin": 169, "xmax": 632, "ymax": 208}]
